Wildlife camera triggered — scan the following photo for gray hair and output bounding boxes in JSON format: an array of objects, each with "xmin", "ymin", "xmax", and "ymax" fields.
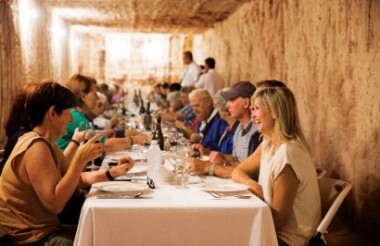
[
  {"xmin": 213, "ymin": 88, "xmax": 229, "ymax": 112},
  {"xmin": 188, "ymin": 89, "xmax": 212, "ymax": 102}
]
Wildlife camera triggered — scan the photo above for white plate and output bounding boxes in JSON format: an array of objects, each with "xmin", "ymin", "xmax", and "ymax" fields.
[
  {"xmin": 198, "ymin": 182, "xmax": 248, "ymax": 193},
  {"xmin": 92, "ymin": 181, "xmax": 149, "ymax": 193}
]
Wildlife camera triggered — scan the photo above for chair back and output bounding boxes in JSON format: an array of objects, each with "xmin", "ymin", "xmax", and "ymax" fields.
[
  {"xmin": 0, "ymin": 149, "xmax": 4, "ymax": 164},
  {"xmin": 317, "ymin": 178, "xmax": 352, "ymax": 234},
  {"xmin": 315, "ymin": 167, "xmax": 327, "ymax": 179}
]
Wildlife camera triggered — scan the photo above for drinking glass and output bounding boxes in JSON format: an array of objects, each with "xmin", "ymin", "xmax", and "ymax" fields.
[
  {"xmin": 176, "ymin": 158, "xmax": 190, "ymax": 189},
  {"xmin": 168, "ymin": 132, "xmax": 179, "ymax": 150}
]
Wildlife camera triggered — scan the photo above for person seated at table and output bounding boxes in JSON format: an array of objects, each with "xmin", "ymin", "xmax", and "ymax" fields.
[
  {"xmin": 169, "ymin": 82, "xmax": 181, "ymax": 92},
  {"xmin": 92, "ymin": 92, "xmax": 120, "ymax": 130},
  {"xmin": 148, "ymin": 82, "xmax": 168, "ymax": 109},
  {"xmin": 232, "ymin": 86, "xmax": 321, "ymax": 245},
  {"xmin": 187, "ymin": 89, "xmax": 227, "ymax": 151},
  {"xmin": 190, "ymin": 88, "xmax": 236, "ymax": 155},
  {"xmin": 166, "ymin": 91, "xmax": 183, "ymax": 112},
  {"xmin": 195, "ymin": 81, "xmax": 260, "ymax": 162},
  {"xmin": 0, "ymin": 81, "xmax": 138, "ymax": 225},
  {"xmin": 161, "ymin": 86, "xmax": 197, "ymax": 135},
  {"xmin": 0, "ymin": 81, "xmax": 136, "ymax": 245},
  {"xmin": 57, "ymin": 74, "xmax": 148, "ymax": 153}
]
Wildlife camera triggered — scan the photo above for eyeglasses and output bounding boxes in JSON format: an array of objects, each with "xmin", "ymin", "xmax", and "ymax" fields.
[{"xmin": 147, "ymin": 177, "xmax": 155, "ymax": 189}]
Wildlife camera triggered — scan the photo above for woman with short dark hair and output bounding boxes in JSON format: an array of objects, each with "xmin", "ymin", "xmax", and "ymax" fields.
[{"xmin": 0, "ymin": 81, "xmax": 109, "ymax": 245}]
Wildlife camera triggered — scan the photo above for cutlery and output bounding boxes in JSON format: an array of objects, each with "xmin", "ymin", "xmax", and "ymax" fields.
[
  {"xmin": 207, "ymin": 191, "xmax": 252, "ymax": 199},
  {"xmin": 96, "ymin": 192, "xmax": 145, "ymax": 199}
]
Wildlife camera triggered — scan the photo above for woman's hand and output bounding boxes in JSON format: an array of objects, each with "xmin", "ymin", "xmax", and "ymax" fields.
[
  {"xmin": 209, "ymin": 151, "xmax": 226, "ymax": 165},
  {"xmin": 124, "ymin": 128, "xmax": 140, "ymax": 137},
  {"xmin": 192, "ymin": 143, "xmax": 210, "ymax": 156},
  {"xmin": 189, "ymin": 158, "xmax": 211, "ymax": 175},
  {"xmin": 76, "ymin": 134, "xmax": 103, "ymax": 165},
  {"xmin": 109, "ymin": 156, "xmax": 135, "ymax": 177},
  {"xmin": 72, "ymin": 127, "xmax": 86, "ymax": 143},
  {"xmin": 131, "ymin": 134, "xmax": 148, "ymax": 145}
]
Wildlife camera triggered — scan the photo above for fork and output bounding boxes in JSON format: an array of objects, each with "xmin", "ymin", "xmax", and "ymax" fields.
[
  {"xmin": 207, "ymin": 191, "xmax": 252, "ymax": 199},
  {"xmin": 97, "ymin": 192, "xmax": 144, "ymax": 199}
]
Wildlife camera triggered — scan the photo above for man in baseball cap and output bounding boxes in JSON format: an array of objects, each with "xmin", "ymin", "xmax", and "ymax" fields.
[{"xmin": 210, "ymin": 81, "xmax": 260, "ymax": 169}]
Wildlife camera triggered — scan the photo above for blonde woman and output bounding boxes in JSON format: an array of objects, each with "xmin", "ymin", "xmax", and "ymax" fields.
[{"xmin": 232, "ymin": 86, "xmax": 321, "ymax": 245}]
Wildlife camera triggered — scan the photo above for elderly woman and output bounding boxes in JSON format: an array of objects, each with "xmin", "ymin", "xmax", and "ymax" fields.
[
  {"xmin": 166, "ymin": 91, "xmax": 183, "ymax": 112},
  {"xmin": 57, "ymin": 74, "xmax": 147, "ymax": 153},
  {"xmin": 232, "ymin": 86, "xmax": 321, "ymax": 245}
]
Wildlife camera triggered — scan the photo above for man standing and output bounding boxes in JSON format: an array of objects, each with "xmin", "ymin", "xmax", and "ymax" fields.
[
  {"xmin": 180, "ymin": 51, "xmax": 201, "ymax": 87},
  {"xmin": 195, "ymin": 57, "xmax": 224, "ymax": 97}
]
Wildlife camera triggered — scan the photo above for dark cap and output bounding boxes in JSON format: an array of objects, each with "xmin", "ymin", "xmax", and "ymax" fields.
[{"xmin": 220, "ymin": 81, "xmax": 256, "ymax": 100}]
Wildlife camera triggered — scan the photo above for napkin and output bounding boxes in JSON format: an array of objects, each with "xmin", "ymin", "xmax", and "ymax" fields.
[{"xmin": 163, "ymin": 159, "xmax": 176, "ymax": 172}]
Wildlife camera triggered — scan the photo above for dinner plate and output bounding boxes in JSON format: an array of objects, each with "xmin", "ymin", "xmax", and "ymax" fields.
[
  {"xmin": 198, "ymin": 182, "xmax": 248, "ymax": 193},
  {"xmin": 92, "ymin": 181, "xmax": 149, "ymax": 193}
]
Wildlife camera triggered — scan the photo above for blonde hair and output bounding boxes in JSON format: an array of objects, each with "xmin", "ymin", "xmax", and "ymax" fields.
[{"xmin": 254, "ymin": 87, "xmax": 310, "ymax": 152}]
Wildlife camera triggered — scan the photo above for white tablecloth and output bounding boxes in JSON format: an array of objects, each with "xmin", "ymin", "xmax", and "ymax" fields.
[{"xmin": 74, "ymin": 150, "xmax": 278, "ymax": 246}]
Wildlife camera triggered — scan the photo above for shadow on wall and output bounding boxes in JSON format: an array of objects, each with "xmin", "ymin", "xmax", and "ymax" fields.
[{"xmin": 361, "ymin": 174, "xmax": 380, "ymax": 244}]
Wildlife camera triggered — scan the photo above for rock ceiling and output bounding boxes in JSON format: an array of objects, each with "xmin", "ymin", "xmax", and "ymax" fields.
[{"xmin": 44, "ymin": 0, "xmax": 250, "ymax": 34}]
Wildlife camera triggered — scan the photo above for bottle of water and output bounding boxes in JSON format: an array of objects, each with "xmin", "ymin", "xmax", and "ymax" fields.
[{"xmin": 147, "ymin": 140, "xmax": 162, "ymax": 185}]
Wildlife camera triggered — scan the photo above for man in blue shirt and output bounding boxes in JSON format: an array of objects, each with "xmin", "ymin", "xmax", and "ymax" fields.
[{"xmin": 188, "ymin": 89, "xmax": 227, "ymax": 151}]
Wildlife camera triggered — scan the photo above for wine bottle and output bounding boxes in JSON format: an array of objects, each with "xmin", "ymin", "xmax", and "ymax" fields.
[
  {"xmin": 139, "ymin": 98, "xmax": 146, "ymax": 114},
  {"xmin": 133, "ymin": 89, "xmax": 139, "ymax": 107},
  {"xmin": 152, "ymin": 115, "xmax": 164, "ymax": 150},
  {"xmin": 143, "ymin": 102, "xmax": 152, "ymax": 130}
]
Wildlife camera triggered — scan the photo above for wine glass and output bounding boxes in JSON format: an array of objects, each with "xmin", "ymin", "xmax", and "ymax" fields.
[
  {"xmin": 175, "ymin": 145, "xmax": 191, "ymax": 189},
  {"xmin": 176, "ymin": 158, "xmax": 190, "ymax": 189},
  {"xmin": 78, "ymin": 122, "xmax": 98, "ymax": 170},
  {"xmin": 168, "ymin": 132, "xmax": 179, "ymax": 150}
]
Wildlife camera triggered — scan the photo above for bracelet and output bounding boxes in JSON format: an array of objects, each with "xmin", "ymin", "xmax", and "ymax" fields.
[
  {"xmin": 70, "ymin": 139, "xmax": 80, "ymax": 146},
  {"xmin": 105, "ymin": 169, "xmax": 114, "ymax": 181},
  {"xmin": 208, "ymin": 163, "xmax": 216, "ymax": 176}
]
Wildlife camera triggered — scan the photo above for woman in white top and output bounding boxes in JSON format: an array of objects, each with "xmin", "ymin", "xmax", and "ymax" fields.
[{"xmin": 232, "ymin": 86, "xmax": 321, "ymax": 246}]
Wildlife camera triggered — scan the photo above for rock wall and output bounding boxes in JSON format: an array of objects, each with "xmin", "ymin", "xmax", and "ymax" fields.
[
  {"xmin": 195, "ymin": 0, "xmax": 380, "ymax": 242},
  {"xmin": 0, "ymin": 0, "xmax": 24, "ymax": 147}
]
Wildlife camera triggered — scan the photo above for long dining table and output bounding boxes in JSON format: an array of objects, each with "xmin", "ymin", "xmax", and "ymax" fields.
[{"xmin": 73, "ymin": 148, "xmax": 278, "ymax": 246}]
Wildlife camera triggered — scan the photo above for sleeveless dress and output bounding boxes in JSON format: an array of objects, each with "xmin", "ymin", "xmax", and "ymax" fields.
[{"xmin": 0, "ymin": 131, "xmax": 65, "ymax": 245}]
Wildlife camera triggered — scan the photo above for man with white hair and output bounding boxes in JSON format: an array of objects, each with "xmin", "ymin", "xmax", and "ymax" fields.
[{"xmin": 189, "ymin": 89, "xmax": 227, "ymax": 151}]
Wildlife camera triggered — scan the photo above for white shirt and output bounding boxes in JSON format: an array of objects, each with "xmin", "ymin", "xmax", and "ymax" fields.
[
  {"xmin": 180, "ymin": 62, "xmax": 201, "ymax": 87},
  {"xmin": 93, "ymin": 116, "xmax": 112, "ymax": 129},
  {"xmin": 259, "ymin": 140, "xmax": 321, "ymax": 246},
  {"xmin": 195, "ymin": 69, "xmax": 224, "ymax": 97}
]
